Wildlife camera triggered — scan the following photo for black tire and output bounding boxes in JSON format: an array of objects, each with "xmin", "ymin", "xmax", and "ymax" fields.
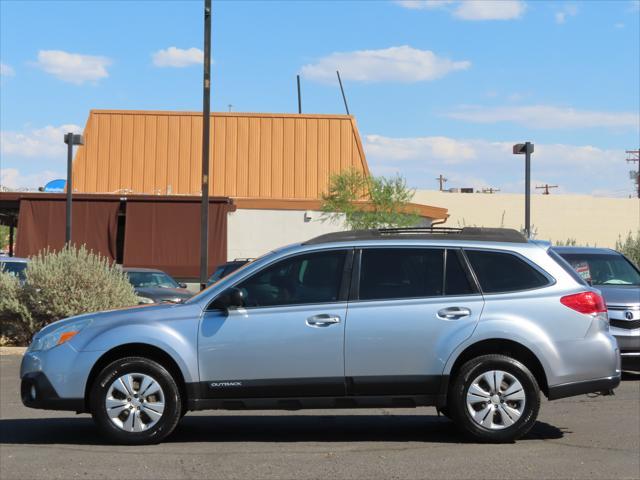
[
  {"xmin": 90, "ymin": 356, "xmax": 182, "ymax": 445},
  {"xmin": 448, "ymin": 354, "xmax": 540, "ymax": 443}
]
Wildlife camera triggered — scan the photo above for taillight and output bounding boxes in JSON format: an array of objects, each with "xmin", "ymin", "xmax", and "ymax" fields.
[{"xmin": 560, "ymin": 291, "xmax": 607, "ymax": 315}]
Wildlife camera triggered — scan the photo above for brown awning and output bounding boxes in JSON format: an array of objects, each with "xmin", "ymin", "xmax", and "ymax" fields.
[
  {"xmin": 15, "ymin": 199, "xmax": 119, "ymax": 260},
  {"xmin": 123, "ymin": 201, "xmax": 233, "ymax": 278}
]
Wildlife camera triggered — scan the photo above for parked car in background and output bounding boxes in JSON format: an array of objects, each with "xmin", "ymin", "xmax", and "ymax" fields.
[
  {"xmin": 207, "ymin": 258, "xmax": 253, "ymax": 286},
  {"xmin": 0, "ymin": 256, "xmax": 29, "ymax": 283},
  {"xmin": 123, "ymin": 267, "xmax": 192, "ymax": 304},
  {"xmin": 21, "ymin": 228, "xmax": 620, "ymax": 445},
  {"xmin": 553, "ymin": 247, "xmax": 640, "ymax": 370}
]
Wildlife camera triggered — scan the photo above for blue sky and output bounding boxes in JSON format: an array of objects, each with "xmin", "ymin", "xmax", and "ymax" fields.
[{"xmin": 1, "ymin": 0, "xmax": 639, "ymax": 197}]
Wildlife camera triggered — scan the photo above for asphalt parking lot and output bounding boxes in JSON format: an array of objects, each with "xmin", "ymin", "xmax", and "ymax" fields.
[{"xmin": 1, "ymin": 353, "xmax": 638, "ymax": 480}]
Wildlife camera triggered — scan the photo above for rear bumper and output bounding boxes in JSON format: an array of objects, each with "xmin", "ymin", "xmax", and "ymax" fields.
[
  {"xmin": 547, "ymin": 374, "xmax": 621, "ymax": 401},
  {"xmin": 21, "ymin": 371, "xmax": 84, "ymax": 412}
]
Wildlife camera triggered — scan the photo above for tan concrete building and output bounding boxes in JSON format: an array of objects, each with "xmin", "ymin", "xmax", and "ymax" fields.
[{"xmin": 414, "ymin": 190, "xmax": 639, "ymax": 247}]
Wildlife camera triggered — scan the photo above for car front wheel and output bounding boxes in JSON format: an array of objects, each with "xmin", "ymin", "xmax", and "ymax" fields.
[
  {"xmin": 448, "ymin": 354, "xmax": 540, "ymax": 443},
  {"xmin": 90, "ymin": 356, "xmax": 182, "ymax": 445}
]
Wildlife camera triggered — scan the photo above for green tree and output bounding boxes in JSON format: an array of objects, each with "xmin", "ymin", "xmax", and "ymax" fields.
[
  {"xmin": 616, "ymin": 230, "xmax": 640, "ymax": 267},
  {"xmin": 0, "ymin": 225, "xmax": 9, "ymax": 252},
  {"xmin": 321, "ymin": 169, "xmax": 420, "ymax": 230}
]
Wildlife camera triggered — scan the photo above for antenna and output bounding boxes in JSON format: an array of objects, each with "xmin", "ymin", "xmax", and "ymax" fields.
[
  {"xmin": 296, "ymin": 75, "xmax": 302, "ymax": 114},
  {"xmin": 535, "ymin": 184, "xmax": 558, "ymax": 195},
  {"xmin": 435, "ymin": 174, "xmax": 448, "ymax": 191},
  {"xmin": 336, "ymin": 70, "xmax": 350, "ymax": 115}
]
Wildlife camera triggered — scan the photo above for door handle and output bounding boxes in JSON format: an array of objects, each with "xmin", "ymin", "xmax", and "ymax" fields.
[
  {"xmin": 306, "ymin": 314, "xmax": 341, "ymax": 327},
  {"xmin": 437, "ymin": 307, "xmax": 471, "ymax": 320}
]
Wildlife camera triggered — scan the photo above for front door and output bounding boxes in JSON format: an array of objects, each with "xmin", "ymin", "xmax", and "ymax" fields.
[
  {"xmin": 345, "ymin": 247, "xmax": 484, "ymax": 396},
  {"xmin": 199, "ymin": 249, "xmax": 351, "ymax": 398}
]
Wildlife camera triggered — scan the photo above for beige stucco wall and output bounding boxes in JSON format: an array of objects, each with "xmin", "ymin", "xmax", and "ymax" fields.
[
  {"xmin": 226, "ymin": 209, "xmax": 348, "ymax": 260},
  {"xmin": 414, "ymin": 190, "xmax": 640, "ymax": 247}
]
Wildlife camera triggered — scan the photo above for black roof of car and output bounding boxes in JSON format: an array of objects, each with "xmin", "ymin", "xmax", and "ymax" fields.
[
  {"xmin": 304, "ymin": 227, "xmax": 528, "ymax": 245},
  {"xmin": 122, "ymin": 267, "xmax": 167, "ymax": 273}
]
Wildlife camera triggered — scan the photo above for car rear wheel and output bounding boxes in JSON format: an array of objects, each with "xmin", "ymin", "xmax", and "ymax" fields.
[
  {"xmin": 448, "ymin": 354, "xmax": 540, "ymax": 443},
  {"xmin": 90, "ymin": 357, "xmax": 182, "ymax": 445}
]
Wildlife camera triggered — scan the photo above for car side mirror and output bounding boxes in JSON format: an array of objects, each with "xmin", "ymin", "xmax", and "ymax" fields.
[
  {"xmin": 178, "ymin": 282, "xmax": 187, "ymax": 289},
  {"xmin": 210, "ymin": 287, "xmax": 245, "ymax": 311}
]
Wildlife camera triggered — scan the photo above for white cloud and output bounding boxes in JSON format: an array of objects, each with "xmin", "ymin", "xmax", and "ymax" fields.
[
  {"xmin": 365, "ymin": 135, "xmax": 477, "ymax": 164},
  {"xmin": 454, "ymin": 0, "xmax": 526, "ymax": 20},
  {"xmin": 152, "ymin": 46, "xmax": 204, "ymax": 68},
  {"xmin": 614, "ymin": 22, "xmax": 625, "ymax": 29},
  {"xmin": 446, "ymin": 105, "xmax": 639, "ymax": 129},
  {"xmin": 395, "ymin": 0, "xmax": 455, "ymax": 9},
  {"xmin": 555, "ymin": 4, "xmax": 578, "ymax": 24},
  {"xmin": 301, "ymin": 45, "xmax": 470, "ymax": 84},
  {"xmin": 0, "ymin": 63, "xmax": 15, "ymax": 77},
  {"xmin": 34, "ymin": 50, "xmax": 111, "ymax": 84},
  {"xmin": 1, "ymin": 124, "xmax": 83, "ymax": 158},
  {"xmin": 363, "ymin": 134, "xmax": 628, "ymax": 195},
  {"xmin": 0, "ymin": 168, "xmax": 64, "ymax": 190},
  {"xmin": 397, "ymin": 0, "xmax": 526, "ymax": 20}
]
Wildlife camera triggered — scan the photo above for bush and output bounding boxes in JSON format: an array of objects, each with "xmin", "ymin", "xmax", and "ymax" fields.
[
  {"xmin": 616, "ymin": 231, "xmax": 640, "ymax": 267},
  {"xmin": 0, "ymin": 271, "xmax": 35, "ymax": 345},
  {"xmin": 21, "ymin": 245, "xmax": 139, "ymax": 329}
]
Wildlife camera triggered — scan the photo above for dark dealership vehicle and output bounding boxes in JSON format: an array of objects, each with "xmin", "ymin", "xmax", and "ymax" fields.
[
  {"xmin": 123, "ymin": 267, "xmax": 193, "ymax": 304},
  {"xmin": 21, "ymin": 228, "xmax": 620, "ymax": 445},
  {"xmin": 0, "ymin": 256, "xmax": 29, "ymax": 282},
  {"xmin": 207, "ymin": 259, "xmax": 252, "ymax": 286},
  {"xmin": 553, "ymin": 247, "xmax": 640, "ymax": 369}
]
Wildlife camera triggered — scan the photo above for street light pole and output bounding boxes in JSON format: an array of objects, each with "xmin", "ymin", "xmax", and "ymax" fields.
[
  {"xmin": 513, "ymin": 142, "xmax": 534, "ymax": 238},
  {"xmin": 64, "ymin": 132, "xmax": 84, "ymax": 246},
  {"xmin": 200, "ymin": 0, "xmax": 212, "ymax": 290}
]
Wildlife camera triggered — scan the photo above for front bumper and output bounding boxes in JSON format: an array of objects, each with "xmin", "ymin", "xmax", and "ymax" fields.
[
  {"xmin": 20, "ymin": 343, "xmax": 103, "ymax": 412},
  {"xmin": 547, "ymin": 373, "xmax": 621, "ymax": 400},
  {"xmin": 21, "ymin": 371, "xmax": 84, "ymax": 411}
]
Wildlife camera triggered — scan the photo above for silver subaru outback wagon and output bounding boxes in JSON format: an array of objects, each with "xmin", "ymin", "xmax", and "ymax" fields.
[{"xmin": 20, "ymin": 227, "xmax": 620, "ymax": 444}]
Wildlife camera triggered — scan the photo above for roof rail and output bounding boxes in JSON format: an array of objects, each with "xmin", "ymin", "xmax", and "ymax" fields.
[{"xmin": 304, "ymin": 226, "xmax": 527, "ymax": 245}]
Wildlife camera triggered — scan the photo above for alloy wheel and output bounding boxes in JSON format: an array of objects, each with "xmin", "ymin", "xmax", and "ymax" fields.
[
  {"xmin": 466, "ymin": 370, "xmax": 526, "ymax": 430},
  {"xmin": 105, "ymin": 373, "xmax": 165, "ymax": 432}
]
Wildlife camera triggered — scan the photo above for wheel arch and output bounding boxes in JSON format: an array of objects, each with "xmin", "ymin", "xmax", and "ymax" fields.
[
  {"xmin": 446, "ymin": 339, "xmax": 549, "ymax": 397},
  {"xmin": 83, "ymin": 343, "xmax": 189, "ymax": 412}
]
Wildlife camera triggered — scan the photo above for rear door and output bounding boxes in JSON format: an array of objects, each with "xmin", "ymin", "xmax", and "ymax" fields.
[{"xmin": 344, "ymin": 247, "xmax": 484, "ymax": 396}]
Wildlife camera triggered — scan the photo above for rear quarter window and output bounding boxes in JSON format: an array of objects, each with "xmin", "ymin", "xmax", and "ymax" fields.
[{"xmin": 465, "ymin": 250, "xmax": 550, "ymax": 294}]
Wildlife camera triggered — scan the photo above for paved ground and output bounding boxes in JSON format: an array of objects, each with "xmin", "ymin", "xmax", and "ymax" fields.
[{"xmin": 1, "ymin": 355, "xmax": 638, "ymax": 480}]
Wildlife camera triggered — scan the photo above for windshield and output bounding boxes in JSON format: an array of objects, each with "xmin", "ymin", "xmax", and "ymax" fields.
[
  {"xmin": 558, "ymin": 253, "xmax": 640, "ymax": 286},
  {"xmin": 126, "ymin": 271, "xmax": 180, "ymax": 289},
  {"xmin": 0, "ymin": 261, "xmax": 28, "ymax": 281}
]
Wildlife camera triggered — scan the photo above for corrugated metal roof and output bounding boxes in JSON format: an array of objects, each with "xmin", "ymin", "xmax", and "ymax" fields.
[{"xmin": 72, "ymin": 110, "xmax": 371, "ymax": 200}]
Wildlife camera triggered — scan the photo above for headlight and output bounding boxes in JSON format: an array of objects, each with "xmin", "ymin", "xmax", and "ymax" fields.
[
  {"xmin": 28, "ymin": 318, "xmax": 93, "ymax": 352},
  {"xmin": 137, "ymin": 296, "xmax": 155, "ymax": 304}
]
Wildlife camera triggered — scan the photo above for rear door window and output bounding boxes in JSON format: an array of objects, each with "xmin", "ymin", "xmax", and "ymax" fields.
[
  {"xmin": 359, "ymin": 248, "xmax": 444, "ymax": 300},
  {"xmin": 465, "ymin": 250, "xmax": 550, "ymax": 293},
  {"xmin": 445, "ymin": 250, "xmax": 475, "ymax": 295}
]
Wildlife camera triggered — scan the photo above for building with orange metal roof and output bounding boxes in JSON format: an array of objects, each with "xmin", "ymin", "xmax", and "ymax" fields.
[{"xmin": 1, "ymin": 110, "xmax": 448, "ymax": 278}]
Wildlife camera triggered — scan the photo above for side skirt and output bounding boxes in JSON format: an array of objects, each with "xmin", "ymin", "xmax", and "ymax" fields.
[{"xmin": 187, "ymin": 394, "xmax": 446, "ymax": 412}]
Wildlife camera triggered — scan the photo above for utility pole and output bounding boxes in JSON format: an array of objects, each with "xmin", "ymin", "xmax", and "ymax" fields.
[
  {"xmin": 626, "ymin": 150, "xmax": 639, "ymax": 198},
  {"xmin": 336, "ymin": 71, "xmax": 350, "ymax": 115},
  {"xmin": 535, "ymin": 184, "xmax": 558, "ymax": 195},
  {"xmin": 481, "ymin": 187, "xmax": 500, "ymax": 194},
  {"xmin": 199, "ymin": 0, "xmax": 212, "ymax": 290},
  {"xmin": 297, "ymin": 75, "xmax": 302, "ymax": 114},
  {"xmin": 435, "ymin": 174, "xmax": 448, "ymax": 191}
]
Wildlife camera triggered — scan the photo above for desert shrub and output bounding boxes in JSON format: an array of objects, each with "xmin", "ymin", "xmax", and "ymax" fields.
[
  {"xmin": 616, "ymin": 231, "xmax": 640, "ymax": 267},
  {"xmin": 0, "ymin": 271, "xmax": 35, "ymax": 344},
  {"xmin": 21, "ymin": 245, "xmax": 139, "ymax": 328}
]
